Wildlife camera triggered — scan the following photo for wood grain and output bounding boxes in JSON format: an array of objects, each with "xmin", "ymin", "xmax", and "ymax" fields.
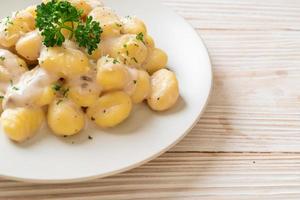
[
  {"xmin": 1, "ymin": 0, "xmax": 300, "ymax": 199},
  {"xmin": 164, "ymin": 0, "xmax": 300, "ymax": 30},
  {"xmin": 1, "ymin": 153, "xmax": 300, "ymax": 200}
]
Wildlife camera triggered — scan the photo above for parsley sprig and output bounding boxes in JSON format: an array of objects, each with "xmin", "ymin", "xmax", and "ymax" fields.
[
  {"xmin": 75, "ymin": 16, "xmax": 102, "ymax": 55},
  {"xmin": 36, "ymin": 0, "xmax": 102, "ymax": 54}
]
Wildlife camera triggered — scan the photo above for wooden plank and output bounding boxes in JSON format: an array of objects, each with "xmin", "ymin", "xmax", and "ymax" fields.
[
  {"xmin": 0, "ymin": 153, "xmax": 300, "ymax": 199},
  {"xmin": 199, "ymin": 30, "xmax": 300, "ymax": 69},
  {"xmin": 163, "ymin": 0, "xmax": 300, "ymax": 30},
  {"xmin": 167, "ymin": 29, "xmax": 300, "ymax": 152}
]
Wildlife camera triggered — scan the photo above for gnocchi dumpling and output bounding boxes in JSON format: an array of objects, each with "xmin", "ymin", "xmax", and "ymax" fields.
[
  {"xmin": 143, "ymin": 48, "xmax": 168, "ymax": 74},
  {"xmin": 121, "ymin": 16, "xmax": 147, "ymax": 35},
  {"xmin": 87, "ymin": 91, "xmax": 132, "ymax": 128},
  {"xmin": 0, "ymin": 10, "xmax": 35, "ymax": 48},
  {"xmin": 25, "ymin": 5, "xmax": 37, "ymax": 18},
  {"xmin": 39, "ymin": 45, "xmax": 90, "ymax": 77},
  {"xmin": 68, "ymin": 0, "xmax": 93, "ymax": 17},
  {"xmin": 36, "ymin": 86, "xmax": 56, "ymax": 107},
  {"xmin": 147, "ymin": 69, "xmax": 179, "ymax": 111},
  {"xmin": 1, "ymin": 107, "xmax": 44, "ymax": 142},
  {"xmin": 48, "ymin": 99, "xmax": 85, "ymax": 136},
  {"xmin": 125, "ymin": 69, "xmax": 151, "ymax": 104},
  {"xmin": 89, "ymin": 7, "xmax": 122, "ymax": 38},
  {"xmin": 107, "ymin": 34, "xmax": 148, "ymax": 67},
  {"xmin": 144, "ymin": 35, "xmax": 155, "ymax": 49},
  {"xmin": 16, "ymin": 30, "xmax": 42, "ymax": 61},
  {"xmin": 96, "ymin": 56, "xmax": 129, "ymax": 91}
]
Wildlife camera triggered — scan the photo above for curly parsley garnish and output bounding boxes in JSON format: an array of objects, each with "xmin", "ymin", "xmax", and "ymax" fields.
[
  {"xmin": 36, "ymin": 0, "xmax": 102, "ymax": 54},
  {"xmin": 75, "ymin": 16, "xmax": 102, "ymax": 55}
]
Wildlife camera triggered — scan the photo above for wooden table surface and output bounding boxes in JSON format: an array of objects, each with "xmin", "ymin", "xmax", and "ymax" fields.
[{"xmin": 2, "ymin": 0, "xmax": 300, "ymax": 199}]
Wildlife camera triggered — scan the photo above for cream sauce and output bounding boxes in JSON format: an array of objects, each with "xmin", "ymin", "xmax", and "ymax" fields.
[
  {"xmin": 3, "ymin": 67, "xmax": 58, "ymax": 109},
  {"xmin": 68, "ymin": 63, "xmax": 101, "ymax": 95},
  {"xmin": 0, "ymin": 49, "xmax": 25, "ymax": 79},
  {"xmin": 124, "ymin": 67, "xmax": 138, "ymax": 95},
  {"xmin": 0, "ymin": 49, "xmax": 27, "ymax": 93}
]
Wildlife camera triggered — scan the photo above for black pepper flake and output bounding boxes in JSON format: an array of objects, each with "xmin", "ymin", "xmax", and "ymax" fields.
[
  {"xmin": 81, "ymin": 107, "xmax": 88, "ymax": 113},
  {"xmin": 81, "ymin": 76, "xmax": 92, "ymax": 81},
  {"xmin": 91, "ymin": 117, "xmax": 95, "ymax": 121},
  {"xmin": 157, "ymin": 97, "xmax": 160, "ymax": 101},
  {"xmin": 81, "ymin": 83, "xmax": 89, "ymax": 89},
  {"xmin": 63, "ymin": 135, "xmax": 68, "ymax": 138},
  {"xmin": 103, "ymin": 109, "xmax": 106, "ymax": 113},
  {"xmin": 133, "ymin": 80, "xmax": 137, "ymax": 84},
  {"xmin": 88, "ymin": 135, "xmax": 93, "ymax": 140}
]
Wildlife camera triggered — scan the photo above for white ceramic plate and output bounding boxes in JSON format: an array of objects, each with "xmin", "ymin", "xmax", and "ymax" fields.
[{"xmin": 0, "ymin": 0, "xmax": 212, "ymax": 183}]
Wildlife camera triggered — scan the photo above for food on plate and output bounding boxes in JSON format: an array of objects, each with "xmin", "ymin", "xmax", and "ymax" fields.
[{"xmin": 0, "ymin": 0, "xmax": 180, "ymax": 143}]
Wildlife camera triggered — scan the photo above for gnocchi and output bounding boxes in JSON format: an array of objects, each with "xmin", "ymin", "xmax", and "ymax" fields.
[
  {"xmin": 0, "ymin": 10, "xmax": 35, "ymax": 48},
  {"xmin": 87, "ymin": 91, "xmax": 132, "ymax": 128},
  {"xmin": 96, "ymin": 56, "xmax": 129, "ymax": 91},
  {"xmin": 16, "ymin": 30, "xmax": 42, "ymax": 61},
  {"xmin": 0, "ymin": 0, "xmax": 180, "ymax": 143},
  {"xmin": 1, "ymin": 107, "xmax": 44, "ymax": 142},
  {"xmin": 121, "ymin": 16, "xmax": 147, "ymax": 35},
  {"xmin": 39, "ymin": 44, "xmax": 90, "ymax": 77},
  {"xmin": 147, "ymin": 69, "xmax": 179, "ymax": 111},
  {"xmin": 48, "ymin": 99, "xmax": 85, "ymax": 136}
]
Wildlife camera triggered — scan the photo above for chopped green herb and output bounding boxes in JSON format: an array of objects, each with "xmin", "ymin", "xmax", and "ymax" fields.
[
  {"xmin": 0, "ymin": 96, "xmax": 4, "ymax": 99},
  {"xmin": 0, "ymin": 56, "xmax": 5, "ymax": 61},
  {"xmin": 56, "ymin": 99, "xmax": 63, "ymax": 105},
  {"xmin": 136, "ymin": 32, "xmax": 145, "ymax": 43},
  {"xmin": 126, "ymin": 50, "xmax": 129, "ymax": 56},
  {"xmin": 4, "ymin": 16, "xmax": 13, "ymax": 26},
  {"xmin": 9, "ymin": 80, "xmax": 13, "ymax": 86},
  {"xmin": 113, "ymin": 59, "xmax": 120, "ymax": 64},
  {"xmin": 123, "ymin": 44, "xmax": 128, "ymax": 48},
  {"xmin": 115, "ymin": 23, "xmax": 122, "ymax": 27},
  {"xmin": 52, "ymin": 83, "xmax": 61, "ymax": 91},
  {"xmin": 62, "ymin": 88, "xmax": 70, "ymax": 97},
  {"xmin": 12, "ymin": 86, "xmax": 19, "ymax": 91}
]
